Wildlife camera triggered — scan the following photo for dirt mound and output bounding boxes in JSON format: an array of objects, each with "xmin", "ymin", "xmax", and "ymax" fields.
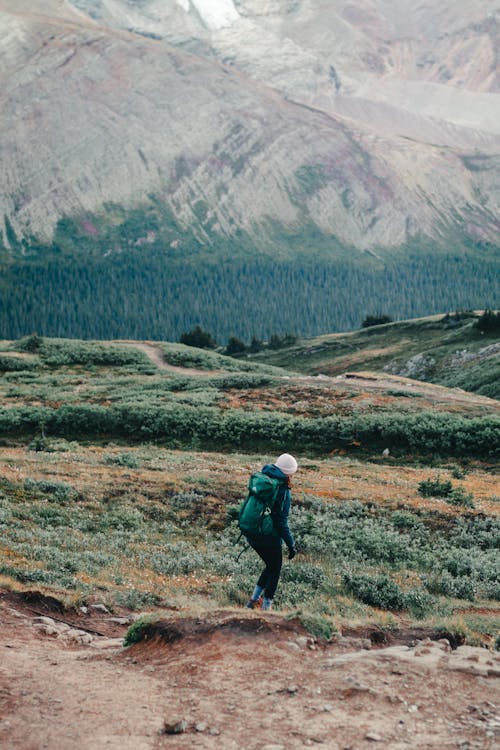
[{"xmin": 134, "ymin": 610, "xmax": 310, "ymax": 644}]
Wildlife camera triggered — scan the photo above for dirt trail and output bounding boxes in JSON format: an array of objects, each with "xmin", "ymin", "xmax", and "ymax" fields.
[
  {"xmin": 1, "ymin": 591, "xmax": 498, "ymax": 750},
  {"xmin": 114, "ymin": 340, "xmax": 500, "ymax": 409},
  {"xmin": 325, "ymin": 372, "xmax": 500, "ymax": 408},
  {"xmin": 113, "ymin": 341, "xmax": 226, "ymax": 376}
]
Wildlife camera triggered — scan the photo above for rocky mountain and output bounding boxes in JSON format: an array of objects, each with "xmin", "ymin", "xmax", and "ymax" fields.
[
  {"xmin": 1, "ymin": 0, "xmax": 499, "ymax": 252},
  {"xmin": 0, "ymin": 1, "xmax": 498, "ymax": 341}
]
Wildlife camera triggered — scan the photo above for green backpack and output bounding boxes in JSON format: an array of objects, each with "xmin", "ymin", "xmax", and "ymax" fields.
[{"xmin": 238, "ymin": 472, "xmax": 282, "ymax": 537}]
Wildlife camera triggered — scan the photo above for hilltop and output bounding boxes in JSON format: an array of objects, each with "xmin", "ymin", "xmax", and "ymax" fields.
[{"xmin": 244, "ymin": 311, "xmax": 500, "ymax": 399}]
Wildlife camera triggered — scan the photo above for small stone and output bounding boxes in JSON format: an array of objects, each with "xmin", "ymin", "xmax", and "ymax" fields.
[
  {"xmin": 195, "ymin": 723, "xmax": 207, "ymax": 732},
  {"xmin": 209, "ymin": 727, "xmax": 220, "ymax": 735},
  {"xmin": 295, "ymin": 636, "xmax": 309, "ymax": 648},
  {"xmin": 79, "ymin": 606, "xmax": 88, "ymax": 614},
  {"xmin": 162, "ymin": 719, "xmax": 187, "ymax": 735},
  {"xmin": 33, "ymin": 616, "xmax": 57, "ymax": 626},
  {"xmin": 408, "ymin": 704, "xmax": 419, "ymax": 713},
  {"xmin": 89, "ymin": 603, "xmax": 110, "ymax": 614},
  {"xmin": 365, "ymin": 733, "xmax": 383, "ymax": 742},
  {"xmin": 323, "ymin": 703, "xmax": 333, "ymax": 712},
  {"xmin": 261, "ymin": 745, "xmax": 285, "ymax": 750},
  {"xmin": 287, "ymin": 684, "xmax": 298, "ymax": 693}
]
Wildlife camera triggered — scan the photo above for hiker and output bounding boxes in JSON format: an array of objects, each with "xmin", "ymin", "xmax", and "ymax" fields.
[{"xmin": 240, "ymin": 453, "xmax": 298, "ymax": 611}]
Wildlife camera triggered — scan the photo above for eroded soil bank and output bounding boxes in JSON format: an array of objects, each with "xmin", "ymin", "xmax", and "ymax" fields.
[{"xmin": 0, "ymin": 590, "xmax": 499, "ymax": 750}]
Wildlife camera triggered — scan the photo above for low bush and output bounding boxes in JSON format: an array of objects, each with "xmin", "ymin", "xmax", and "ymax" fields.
[
  {"xmin": 450, "ymin": 464, "xmax": 467, "ymax": 480},
  {"xmin": 23, "ymin": 478, "xmax": 80, "ymax": 503},
  {"xmin": 418, "ymin": 476, "xmax": 453, "ymax": 498},
  {"xmin": 418, "ymin": 476, "xmax": 474, "ymax": 507},
  {"xmin": 0, "ymin": 404, "xmax": 498, "ymax": 458},
  {"xmin": 116, "ymin": 589, "xmax": 160, "ymax": 611},
  {"xmin": 104, "ymin": 452, "xmax": 141, "ymax": 469},
  {"xmin": 475, "ymin": 309, "xmax": 500, "ymax": 333},
  {"xmin": 296, "ymin": 611, "xmax": 335, "ymax": 640},
  {"xmin": 0, "ymin": 355, "xmax": 37, "ymax": 372},
  {"xmin": 342, "ymin": 572, "xmax": 406, "ymax": 609},
  {"xmin": 123, "ymin": 615, "xmax": 157, "ymax": 646},
  {"xmin": 17, "ymin": 338, "xmax": 152, "ymax": 368},
  {"xmin": 342, "ymin": 572, "xmax": 433, "ymax": 615},
  {"xmin": 425, "ymin": 572, "xmax": 477, "ymax": 601},
  {"xmin": 446, "ymin": 487, "xmax": 474, "ymax": 508},
  {"xmin": 27, "ymin": 436, "xmax": 79, "ymax": 452}
]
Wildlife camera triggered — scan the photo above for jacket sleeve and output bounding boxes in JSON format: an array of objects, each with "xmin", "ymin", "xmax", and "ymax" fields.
[{"xmin": 272, "ymin": 487, "xmax": 295, "ymax": 550}]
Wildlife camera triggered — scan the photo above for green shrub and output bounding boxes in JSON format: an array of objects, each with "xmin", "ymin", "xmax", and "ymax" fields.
[
  {"xmin": 446, "ymin": 487, "xmax": 474, "ymax": 508},
  {"xmin": 179, "ymin": 326, "xmax": 217, "ymax": 349},
  {"xmin": 116, "ymin": 590, "xmax": 160, "ymax": 611},
  {"xmin": 391, "ymin": 510, "xmax": 423, "ymax": 531},
  {"xmin": 104, "ymin": 452, "xmax": 141, "ymax": 469},
  {"xmin": 0, "ymin": 355, "xmax": 37, "ymax": 372},
  {"xmin": 362, "ymin": 314, "xmax": 393, "ymax": 328},
  {"xmin": 124, "ymin": 615, "xmax": 157, "ymax": 645},
  {"xmin": 0, "ymin": 404, "xmax": 498, "ymax": 458},
  {"xmin": 225, "ymin": 336, "xmax": 247, "ymax": 355},
  {"xmin": 425, "ymin": 572, "xmax": 477, "ymax": 601},
  {"xmin": 98, "ymin": 506, "xmax": 145, "ymax": 531},
  {"xmin": 450, "ymin": 464, "xmax": 467, "ymax": 480},
  {"xmin": 343, "ymin": 572, "xmax": 432, "ymax": 614},
  {"xmin": 281, "ymin": 562, "xmax": 327, "ymax": 588},
  {"xmin": 23, "ymin": 478, "xmax": 80, "ymax": 503},
  {"xmin": 31, "ymin": 339, "xmax": 151, "ymax": 367},
  {"xmin": 268, "ymin": 333, "xmax": 298, "ymax": 349},
  {"xmin": 169, "ymin": 491, "xmax": 204, "ymax": 510},
  {"xmin": 17, "ymin": 334, "xmax": 44, "ymax": 352},
  {"xmin": 475, "ymin": 309, "xmax": 500, "ymax": 333},
  {"xmin": 296, "ymin": 612, "xmax": 334, "ymax": 640},
  {"xmin": 27, "ymin": 436, "xmax": 79, "ymax": 452},
  {"xmin": 342, "ymin": 572, "xmax": 406, "ymax": 609},
  {"xmin": 418, "ymin": 476, "xmax": 453, "ymax": 498}
]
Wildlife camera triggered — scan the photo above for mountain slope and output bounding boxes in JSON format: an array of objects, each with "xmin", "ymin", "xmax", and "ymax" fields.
[
  {"xmin": 0, "ymin": 1, "xmax": 498, "ymax": 340},
  {"xmin": 1, "ymin": 0, "xmax": 499, "ymax": 250}
]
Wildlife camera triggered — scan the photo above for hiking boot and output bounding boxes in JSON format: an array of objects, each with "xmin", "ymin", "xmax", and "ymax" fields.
[{"xmin": 245, "ymin": 596, "xmax": 263, "ymax": 609}]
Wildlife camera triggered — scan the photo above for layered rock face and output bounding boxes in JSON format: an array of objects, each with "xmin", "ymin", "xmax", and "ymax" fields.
[{"xmin": 1, "ymin": 0, "xmax": 499, "ymax": 250}]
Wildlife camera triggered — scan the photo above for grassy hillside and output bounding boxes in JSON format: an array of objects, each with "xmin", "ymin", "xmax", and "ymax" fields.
[
  {"xmin": 0, "ymin": 333, "xmax": 498, "ymax": 458},
  {"xmin": 0, "ymin": 333, "xmax": 498, "ymax": 644},
  {"xmin": 244, "ymin": 312, "xmax": 500, "ymax": 399}
]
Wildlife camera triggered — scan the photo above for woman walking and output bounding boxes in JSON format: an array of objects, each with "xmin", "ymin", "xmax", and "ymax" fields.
[{"xmin": 240, "ymin": 453, "xmax": 298, "ymax": 611}]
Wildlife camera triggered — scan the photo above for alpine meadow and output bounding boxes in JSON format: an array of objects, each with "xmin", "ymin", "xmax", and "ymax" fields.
[{"xmin": 0, "ymin": 2, "xmax": 499, "ymax": 749}]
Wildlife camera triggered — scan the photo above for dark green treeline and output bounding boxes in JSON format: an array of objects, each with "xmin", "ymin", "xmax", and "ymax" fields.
[{"xmin": 1, "ymin": 250, "xmax": 498, "ymax": 341}]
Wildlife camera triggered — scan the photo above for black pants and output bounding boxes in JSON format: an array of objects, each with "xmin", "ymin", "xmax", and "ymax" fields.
[{"xmin": 246, "ymin": 535, "xmax": 283, "ymax": 600}]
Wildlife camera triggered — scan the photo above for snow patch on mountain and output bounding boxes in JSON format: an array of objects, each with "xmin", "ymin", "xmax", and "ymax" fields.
[{"xmin": 177, "ymin": 0, "xmax": 240, "ymax": 29}]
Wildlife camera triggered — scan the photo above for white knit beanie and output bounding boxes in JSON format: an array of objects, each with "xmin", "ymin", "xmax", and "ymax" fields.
[{"xmin": 275, "ymin": 453, "xmax": 298, "ymax": 476}]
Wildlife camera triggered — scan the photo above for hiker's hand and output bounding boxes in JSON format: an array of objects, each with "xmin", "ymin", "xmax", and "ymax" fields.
[{"xmin": 288, "ymin": 546, "xmax": 297, "ymax": 560}]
